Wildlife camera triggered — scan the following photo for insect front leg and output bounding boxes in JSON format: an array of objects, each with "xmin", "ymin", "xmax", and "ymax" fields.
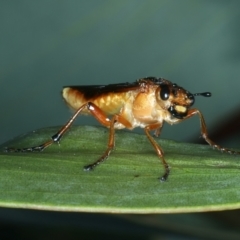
[
  {"xmin": 144, "ymin": 123, "xmax": 170, "ymax": 182},
  {"xmin": 5, "ymin": 102, "xmax": 94, "ymax": 153},
  {"xmin": 186, "ymin": 109, "xmax": 240, "ymax": 155}
]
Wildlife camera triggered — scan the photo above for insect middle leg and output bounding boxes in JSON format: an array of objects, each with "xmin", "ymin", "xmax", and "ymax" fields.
[
  {"xmin": 83, "ymin": 115, "xmax": 116, "ymax": 171},
  {"xmin": 83, "ymin": 109, "xmax": 133, "ymax": 171}
]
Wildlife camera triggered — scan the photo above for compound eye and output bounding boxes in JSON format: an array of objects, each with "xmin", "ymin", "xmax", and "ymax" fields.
[{"xmin": 160, "ymin": 85, "xmax": 170, "ymax": 100}]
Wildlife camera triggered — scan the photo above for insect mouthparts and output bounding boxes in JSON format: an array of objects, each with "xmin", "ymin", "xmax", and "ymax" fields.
[{"xmin": 193, "ymin": 92, "xmax": 211, "ymax": 97}]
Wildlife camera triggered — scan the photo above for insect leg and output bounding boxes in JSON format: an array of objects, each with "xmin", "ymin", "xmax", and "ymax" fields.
[
  {"xmin": 154, "ymin": 125, "xmax": 164, "ymax": 137},
  {"xmin": 186, "ymin": 109, "xmax": 240, "ymax": 154},
  {"xmin": 83, "ymin": 115, "xmax": 116, "ymax": 171},
  {"xmin": 84, "ymin": 111, "xmax": 133, "ymax": 171},
  {"xmin": 144, "ymin": 123, "xmax": 170, "ymax": 182},
  {"xmin": 5, "ymin": 103, "xmax": 90, "ymax": 152}
]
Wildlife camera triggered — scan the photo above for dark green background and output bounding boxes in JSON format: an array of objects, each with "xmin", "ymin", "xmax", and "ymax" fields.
[
  {"xmin": 1, "ymin": 1, "xmax": 240, "ymax": 239},
  {"xmin": 1, "ymin": 0, "xmax": 240, "ymax": 146}
]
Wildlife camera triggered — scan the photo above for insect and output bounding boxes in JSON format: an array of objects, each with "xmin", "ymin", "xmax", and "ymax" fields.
[{"xmin": 5, "ymin": 77, "xmax": 240, "ymax": 181}]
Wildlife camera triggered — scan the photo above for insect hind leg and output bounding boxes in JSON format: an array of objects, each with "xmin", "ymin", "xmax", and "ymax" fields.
[
  {"xmin": 5, "ymin": 140, "xmax": 53, "ymax": 153},
  {"xmin": 5, "ymin": 103, "xmax": 90, "ymax": 153}
]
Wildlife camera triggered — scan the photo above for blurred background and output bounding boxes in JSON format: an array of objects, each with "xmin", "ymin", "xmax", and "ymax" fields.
[{"xmin": 1, "ymin": 0, "xmax": 240, "ymax": 239}]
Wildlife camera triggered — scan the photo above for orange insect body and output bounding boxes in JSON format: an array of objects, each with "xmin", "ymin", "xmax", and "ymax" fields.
[
  {"xmin": 63, "ymin": 87, "xmax": 130, "ymax": 118},
  {"xmin": 6, "ymin": 77, "xmax": 239, "ymax": 182},
  {"xmin": 62, "ymin": 78, "xmax": 192, "ymax": 130}
]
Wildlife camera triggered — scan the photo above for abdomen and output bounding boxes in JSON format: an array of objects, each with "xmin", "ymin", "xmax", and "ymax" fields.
[{"xmin": 62, "ymin": 87, "xmax": 132, "ymax": 115}]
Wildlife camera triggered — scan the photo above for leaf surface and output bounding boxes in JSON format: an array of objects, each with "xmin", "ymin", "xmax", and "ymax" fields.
[{"xmin": 0, "ymin": 126, "xmax": 240, "ymax": 213}]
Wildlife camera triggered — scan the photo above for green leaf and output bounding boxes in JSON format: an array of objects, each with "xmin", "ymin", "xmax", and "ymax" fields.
[{"xmin": 0, "ymin": 126, "xmax": 240, "ymax": 213}]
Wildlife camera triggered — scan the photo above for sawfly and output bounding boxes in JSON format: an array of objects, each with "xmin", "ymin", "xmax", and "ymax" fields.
[{"xmin": 5, "ymin": 77, "xmax": 239, "ymax": 181}]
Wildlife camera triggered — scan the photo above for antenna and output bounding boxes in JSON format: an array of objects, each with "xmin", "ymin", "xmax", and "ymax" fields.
[{"xmin": 193, "ymin": 92, "xmax": 211, "ymax": 97}]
